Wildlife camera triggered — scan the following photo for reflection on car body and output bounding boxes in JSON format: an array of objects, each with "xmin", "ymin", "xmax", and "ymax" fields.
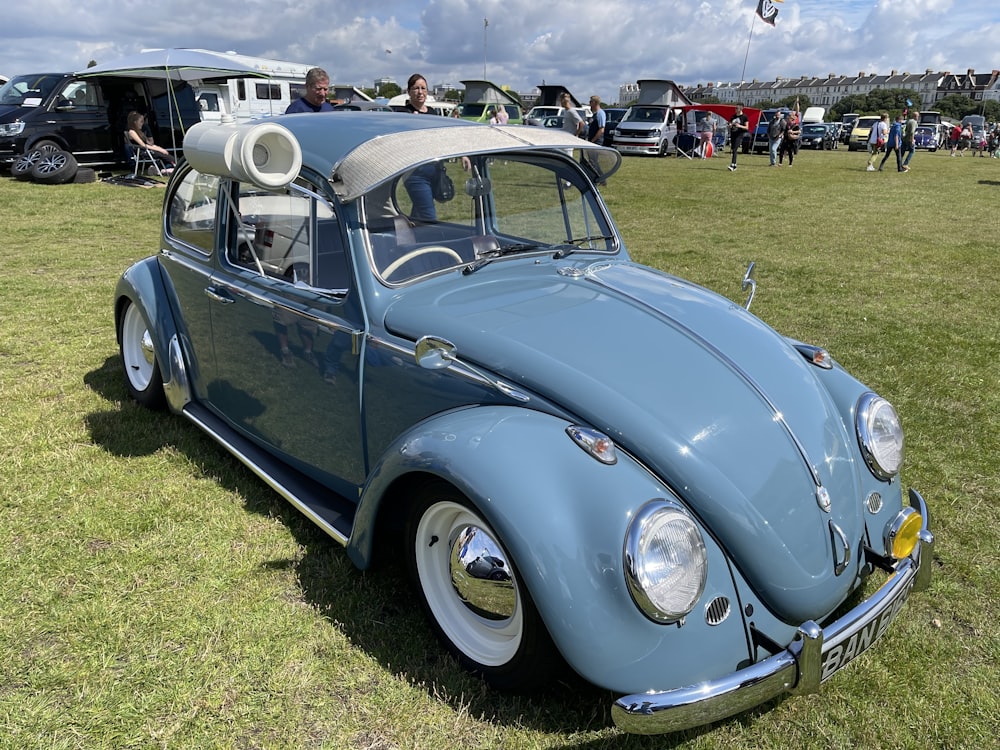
[{"xmin": 114, "ymin": 112, "xmax": 934, "ymax": 735}]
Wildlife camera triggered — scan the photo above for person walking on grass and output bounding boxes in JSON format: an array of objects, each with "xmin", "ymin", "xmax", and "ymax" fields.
[
  {"xmin": 866, "ymin": 112, "xmax": 889, "ymax": 171},
  {"xmin": 767, "ymin": 110, "xmax": 786, "ymax": 166},
  {"xmin": 879, "ymin": 114, "xmax": 905, "ymax": 172},
  {"xmin": 727, "ymin": 104, "xmax": 749, "ymax": 172}
]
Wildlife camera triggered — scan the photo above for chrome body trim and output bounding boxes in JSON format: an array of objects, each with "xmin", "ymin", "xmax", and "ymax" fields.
[
  {"xmin": 163, "ymin": 334, "xmax": 192, "ymax": 412},
  {"xmin": 611, "ymin": 489, "xmax": 933, "ymax": 734}
]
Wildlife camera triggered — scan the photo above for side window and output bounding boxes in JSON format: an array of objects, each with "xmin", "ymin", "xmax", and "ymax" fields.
[
  {"xmin": 228, "ymin": 184, "xmax": 349, "ymax": 291},
  {"xmin": 167, "ymin": 170, "xmax": 221, "ymax": 254},
  {"xmin": 60, "ymin": 81, "xmax": 100, "ymax": 111},
  {"xmin": 254, "ymin": 83, "xmax": 282, "ymax": 101},
  {"xmin": 197, "ymin": 92, "xmax": 219, "ymax": 112}
]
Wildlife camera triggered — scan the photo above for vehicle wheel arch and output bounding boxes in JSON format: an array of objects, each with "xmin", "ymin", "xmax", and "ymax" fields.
[
  {"xmin": 114, "ymin": 258, "xmax": 191, "ymax": 412},
  {"xmin": 346, "ymin": 404, "xmax": 750, "ymax": 692},
  {"xmin": 25, "ymin": 137, "xmax": 66, "ymax": 154},
  {"xmin": 346, "ymin": 407, "xmax": 678, "ymax": 662}
]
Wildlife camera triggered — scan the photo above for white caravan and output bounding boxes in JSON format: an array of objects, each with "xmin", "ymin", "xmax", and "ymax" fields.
[{"xmin": 191, "ymin": 52, "xmax": 316, "ymax": 122}]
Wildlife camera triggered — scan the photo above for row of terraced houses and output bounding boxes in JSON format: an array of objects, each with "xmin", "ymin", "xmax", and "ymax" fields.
[{"xmin": 617, "ymin": 69, "xmax": 1000, "ymax": 109}]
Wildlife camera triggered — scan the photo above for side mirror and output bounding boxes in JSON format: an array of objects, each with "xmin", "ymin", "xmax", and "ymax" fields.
[{"xmin": 415, "ymin": 336, "xmax": 457, "ymax": 370}]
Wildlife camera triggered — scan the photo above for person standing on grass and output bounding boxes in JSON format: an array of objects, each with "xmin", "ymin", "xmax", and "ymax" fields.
[
  {"xmin": 698, "ymin": 112, "xmax": 716, "ymax": 157},
  {"xmin": 587, "ymin": 95, "xmax": 606, "ymax": 146},
  {"xmin": 559, "ymin": 92, "xmax": 584, "ymax": 138},
  {"xmin": 901, "ymin": 110, "xmax": 918, "ymax": 171},
  {"xmin": 779, "ymin": 111, "xmax": 800, "ymax": 166},
  {"xmin": 727, "ymin": 104, "xmax": 749, "ymax": 172}
]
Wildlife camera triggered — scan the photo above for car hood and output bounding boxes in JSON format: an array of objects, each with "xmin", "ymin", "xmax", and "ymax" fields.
[
  {"xmin": 383, "ymin": 259, "xmax": 865, "ymax": 622},
  {"xmin": 0, "ymin": 105, "xmax": 28, "ymax": 122}
]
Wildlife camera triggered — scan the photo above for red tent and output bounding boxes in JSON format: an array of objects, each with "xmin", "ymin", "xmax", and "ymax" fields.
[{"xmin": 679, "ymin": 104, "xmax": 762, "ymax": 133}]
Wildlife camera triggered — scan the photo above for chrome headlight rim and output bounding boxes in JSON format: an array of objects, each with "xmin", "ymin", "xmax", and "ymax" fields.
[
  {"xmin": 624, "ymin": 499, "xmax": 708, "ymax": 624},
  {"xmin": 856, "ymin": 392, "xmax": 904, "ymax": 481}
]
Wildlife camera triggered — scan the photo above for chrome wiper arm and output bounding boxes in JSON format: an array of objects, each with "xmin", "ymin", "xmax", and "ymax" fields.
[
  {"xmin": 462, "ymin": 242, "xmax": 544, "ymax": 275},
  {"xmin": 553, "ymin": 235, "xmax": 615, "ymax": 259}
]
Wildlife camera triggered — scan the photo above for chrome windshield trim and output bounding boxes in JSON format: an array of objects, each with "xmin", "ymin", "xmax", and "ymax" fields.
[{"xmin": 611, "ymin": 489, "xmax": 932, "ymax": 735}]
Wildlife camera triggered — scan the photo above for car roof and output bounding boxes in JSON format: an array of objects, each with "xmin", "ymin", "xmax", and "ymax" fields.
[{"xmin": 271, "ymin": 112, "xmax": 619, "ymax": 201}]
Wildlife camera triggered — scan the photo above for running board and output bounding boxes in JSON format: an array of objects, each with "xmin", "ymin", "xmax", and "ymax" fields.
[{"xmin": 183, "ymin": 403, "xmax": 356, "ymax": 545}]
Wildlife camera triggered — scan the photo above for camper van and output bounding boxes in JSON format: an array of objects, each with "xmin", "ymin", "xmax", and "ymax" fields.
[
  {"xmin": 456, "ymin": 80, "xmax": 523, "ymax": 124},
  {"xmin": 613, "ymin": 79, "xmax": 692, "ymax": 156},
  {"xmin": 0, "ymin": 72, "xmax": 200, "ymax": 167}
]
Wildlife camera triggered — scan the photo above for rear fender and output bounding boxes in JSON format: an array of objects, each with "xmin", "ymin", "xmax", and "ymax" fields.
[{"xmin": 348, "ymin": 405, "xmax": 750, "ymax": 692}]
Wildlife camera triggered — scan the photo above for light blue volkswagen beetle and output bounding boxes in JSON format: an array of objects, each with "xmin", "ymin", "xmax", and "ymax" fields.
[{"xmin": 114, "ymin": 112, "xmax": 933, "ymax": 734}]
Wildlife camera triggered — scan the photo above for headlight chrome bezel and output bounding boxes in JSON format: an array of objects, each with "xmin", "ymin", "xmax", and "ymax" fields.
[
  {"xmin": 624, "ymin": 499, "xmax": 708, "ymax": 624},
  {"xmin": 856, "ymin": 393, "xmax": 904, "ymax": 481},
  {"xmin": 0, "ymin": 121, "xmax": 26, "ymax": 137}
]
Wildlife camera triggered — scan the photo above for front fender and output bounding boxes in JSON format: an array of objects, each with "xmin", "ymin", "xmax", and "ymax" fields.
[
  {"xmin": 348, "ymin": 405, "xmax": 751, "ymax": 693},
  {"xmin": 114, "ymin": 256, "xmax": 191, "ymax": 411}
]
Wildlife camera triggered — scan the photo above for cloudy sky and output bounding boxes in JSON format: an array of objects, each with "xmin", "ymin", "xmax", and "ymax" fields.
[{"xmin": 3, "ymin": 0, "xmax": 998, "ymax": 101}]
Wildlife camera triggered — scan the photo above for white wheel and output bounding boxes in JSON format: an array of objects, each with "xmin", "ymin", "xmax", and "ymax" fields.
[
  {"xmin": 406, "ymin": 482, "xmax": 563, "ymax": 689},
  {"xmin": 119, "ymin": 300, "xmax": 165, "ymax": 409}
]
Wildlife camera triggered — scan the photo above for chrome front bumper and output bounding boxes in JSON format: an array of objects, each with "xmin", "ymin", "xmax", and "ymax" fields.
[{"xmin": 612, "ymin": 488, "xmax": 934, "ymax": 735}]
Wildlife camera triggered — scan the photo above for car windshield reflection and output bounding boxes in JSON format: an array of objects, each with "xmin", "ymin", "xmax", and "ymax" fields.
[{"xmin": 363, "ymin": 152, "xmax": 618, "ymax": 284}]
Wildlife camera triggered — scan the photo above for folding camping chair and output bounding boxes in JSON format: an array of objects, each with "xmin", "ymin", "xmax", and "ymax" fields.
[
  {"xmin": 674, "ymin": 131, "xmax": 700, "ymax": 159},
  {"xmin": 123, "ymin": 132, "xmax": 169, "ymax": 177}
]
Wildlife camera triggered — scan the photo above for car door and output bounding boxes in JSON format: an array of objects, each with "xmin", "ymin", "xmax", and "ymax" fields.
[
  {"xmin": 47, "ymin": 78, "xmax": 113, "ymax": 160},
  {"xmin": 205, "ymin": 179, "xmax": 367, "ymax": 493}
]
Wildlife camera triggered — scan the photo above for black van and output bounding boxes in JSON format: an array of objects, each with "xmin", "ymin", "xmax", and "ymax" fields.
[{"xmin": 0, "ymin": 73, "xmax": 202, "ymax": 168}]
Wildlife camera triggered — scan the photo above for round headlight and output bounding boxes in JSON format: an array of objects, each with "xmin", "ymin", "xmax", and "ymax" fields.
[
  {"xmin": 856, "ymin": 393, "xmax": 904, "ymax": 480},
  {"xmin": 624, "ymin": 501, "xmax": 707, "ymax": 623}
]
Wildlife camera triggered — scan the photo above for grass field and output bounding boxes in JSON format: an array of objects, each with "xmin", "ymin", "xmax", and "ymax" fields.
[{"xmin": 2, "ymin": 146, "xmax": 998, "ymax": 749}]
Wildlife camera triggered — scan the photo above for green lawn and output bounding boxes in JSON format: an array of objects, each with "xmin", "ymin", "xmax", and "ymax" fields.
[{"xmin": 1, "ymin": 147, "xmax": 998, "ymax": 749}]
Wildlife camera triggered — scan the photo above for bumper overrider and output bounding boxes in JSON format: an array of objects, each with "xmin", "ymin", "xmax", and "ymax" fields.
[{"xmin": 612, "ymin": 489, "xmax": 934, "ymax": 734}]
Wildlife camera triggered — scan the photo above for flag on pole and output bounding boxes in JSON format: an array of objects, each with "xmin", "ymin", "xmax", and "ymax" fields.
[{"xmin": 756, "ymin": 0, "xmax": 779, "ymax": 26}]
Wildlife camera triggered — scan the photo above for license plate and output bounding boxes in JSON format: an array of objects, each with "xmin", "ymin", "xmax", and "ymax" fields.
[{"xmin": 819, "ymin": 578, "xmax": 914, "ymax": 681}]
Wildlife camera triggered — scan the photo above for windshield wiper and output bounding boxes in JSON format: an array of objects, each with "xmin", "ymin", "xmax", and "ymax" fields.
[
  {"xmin": 553, "ymin": 235, "xmax": 615, "ymax": 259},
  {"xmin": 462, "ymin": 242, "xmax": 544, "ymax": 275}
]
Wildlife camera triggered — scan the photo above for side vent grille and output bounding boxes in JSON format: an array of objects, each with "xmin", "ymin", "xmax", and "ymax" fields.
[{"xmin": 705, "ymin": 596, "xmax": 731, "ymax": 626}]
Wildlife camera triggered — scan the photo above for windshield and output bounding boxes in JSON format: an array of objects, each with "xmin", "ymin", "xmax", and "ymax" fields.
[
  {"xmin": 623, "ymin": 107, "xmax": 669, "ymax": 124},
  {"xmin": 0, "ymin": 74, "xmax": 63, "ymax": 107},
  {"xmin": 802, "ymin": 125, "xmax": 826, "ymax": 135},
  {"xmin": 362, "ymin": 152, "xmax": 618, "ymax": 284}
]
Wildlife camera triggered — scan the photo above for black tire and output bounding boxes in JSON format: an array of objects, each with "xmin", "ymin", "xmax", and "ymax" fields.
[
  {"xmin": 11, "ymin": 149, "xmax": 44, "ymax": 181},
  {"xmin": 30, "ymin": 149, "xmax": 78, "ymax": 184},
  {"xmin": 405, "ymin": 481, "xmax": 564, "ymax": 691},
  {"xmin": 72, "ymin": 167, "xmax": 97, "ymax": 184},
  {"xmin": 118, "ymin": 299, "xmax": 166, "ymax": 409}
]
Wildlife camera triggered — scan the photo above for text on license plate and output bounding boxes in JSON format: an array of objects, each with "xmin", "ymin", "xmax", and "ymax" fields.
[{"xmin": 819, "ymin": 580, "xmax": 913, "ymax": 681}]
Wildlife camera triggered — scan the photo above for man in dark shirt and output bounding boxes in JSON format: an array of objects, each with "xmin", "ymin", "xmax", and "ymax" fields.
[{"xmin": 286, "ymin": 68, "xmax": 334, "ymax": 113}]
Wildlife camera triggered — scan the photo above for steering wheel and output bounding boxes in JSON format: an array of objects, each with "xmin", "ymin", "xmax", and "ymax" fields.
[{"xmin": 383, "ymin": 245, "xmax": 463, "ymax": 279}]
